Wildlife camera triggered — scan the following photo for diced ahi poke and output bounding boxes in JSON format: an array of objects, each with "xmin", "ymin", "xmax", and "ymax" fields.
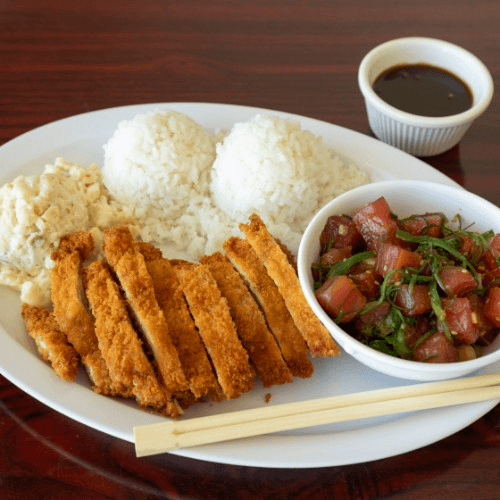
[{"xmin": 312, "ymin": 196, "xmax": 500, "ymax": 363}]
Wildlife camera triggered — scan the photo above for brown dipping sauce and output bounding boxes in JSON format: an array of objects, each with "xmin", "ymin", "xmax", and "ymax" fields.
[{"xmin": 373, "ymin": 64, "xmax": 473, "ymax": 117}]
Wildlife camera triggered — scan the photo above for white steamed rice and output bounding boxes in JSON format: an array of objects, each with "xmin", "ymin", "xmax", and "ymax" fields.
[
  {"xmin": 103, "ymin": 109, "xmax": 216, "ymax": 220},
  {"xmin": 210, "ymin": 114, "xmax": 369, "ymax": 250},
  {"xmin": 102, "ymin": 110, "xmax": 370, "ymax": 259}
]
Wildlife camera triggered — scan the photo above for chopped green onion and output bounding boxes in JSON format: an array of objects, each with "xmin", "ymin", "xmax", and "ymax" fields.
[
  {"xmin": 428, "ymin": 279, "xmax": 452, "ymax": 341},
  {"xmin": 413, "ymin": 328, "xmax": 437, "ymax": 349},
  {"xmin": 359, "ymin": 269, "xmax": 399, "ymax": 315},
  {"xmin": 384, "ymin": 308, "xmax": 412, "ymax": 357},
  {"xmin": 325, "ymin": 250, "xmax": 375, "ymax": 280},
  {"xmin": 396, "ymin": 229, "xmax": 482, "ymax": 284}
]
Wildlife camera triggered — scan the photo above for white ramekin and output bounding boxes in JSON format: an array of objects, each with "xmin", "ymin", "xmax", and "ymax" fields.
[{"xmin": 358, "ymin": 37, "xmax": 494, "ymax": 157}]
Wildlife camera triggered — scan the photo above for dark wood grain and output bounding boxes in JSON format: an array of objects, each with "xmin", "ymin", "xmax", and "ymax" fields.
[{"xmin": 1, "ymin": 1, "xmax": 499, "ymax": 499}]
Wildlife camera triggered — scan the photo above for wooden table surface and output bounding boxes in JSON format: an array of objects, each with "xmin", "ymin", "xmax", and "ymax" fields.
[{"xmin": 1, "ymin": 1, "xmax": 499, "ymax": 499}]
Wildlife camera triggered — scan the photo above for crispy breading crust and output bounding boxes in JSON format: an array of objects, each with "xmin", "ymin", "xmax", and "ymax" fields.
[
  {"xmin": 276, "ymin": 238, "xmax": 298, "ymax": 273},
  {"xmin": 21, "ymin": 304, "xmax": 79, "ymax": 381},
  {"xmin": 240, "ymin": 214, "xmax": 341, "ymax": 358},
  {"xmin": 103, "ymin": 226, "xmax": 189, "ymax": 397},
  {"xmin": 143, "ymin": 254, "xmax": 222, "ymax": 401},
  {"xmin": 223, "ymin": 237, "xmax": 313, "ymax": 378},
  {"xmin": 172, "ymin": 260, "xmax": 255, "ymax": 399},
  {"xmin": 51, "ymin": 245, "xmax": 118, "ymax": 395},
  {"xmin": 137, "ymin": 241, "xmax": 164, "ymax": 262},
  {"xmin": 51, "ymin": 231, "xmax": 95, "ymax": 262},
  {"xmin": 83, "ymin": 260, "xmax": 181, "ymax": 417},
  {"xmin": 200, "ymin": 252, "xmax": 293, "ymax": 387}
]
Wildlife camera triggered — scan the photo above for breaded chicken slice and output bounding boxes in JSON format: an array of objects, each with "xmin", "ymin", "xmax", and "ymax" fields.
[
  {"xmin": 136, "ymin": 241, "xmax": 164, "ymax": 262},
  {"xmin": 223, "ymin": 237, "xmax": 313, "ymax": 378},
  {"xmin": 51, "ymin": 233, "xmax": 119, "ymax": 395},
  {"xmin": 102, "ymin": 226, "xmax": 189, "ymax": 398},
  {"xmin": 200, "ymin": 252, "xmax": 292, "ymax": 387},
  {"xmin": 140, "ymin": 250, "xmax": 222, "ymax": 402},
  {"xmin": 52, "ymin": 231, "xmax": 95, "ymax": 261},
  {"xmin": 21, "ymin": 304, "xmax": 79, "ymax": 381},
  {"xmin": 84, "ymin": 260, "xmax": 181, "ymax": 417},
  {"xmin": 240, "ymin": 214, "xmax": 341, "ymax": 358},
  {"xmin": 172, "ymin": 260, "xmax": 255, "ymax": 399}
]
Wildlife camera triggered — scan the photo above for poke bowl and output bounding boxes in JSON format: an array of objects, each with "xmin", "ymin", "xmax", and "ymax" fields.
[{"xmin": 298, "ymin": 180, "xmax": 500, "ymax": 381}]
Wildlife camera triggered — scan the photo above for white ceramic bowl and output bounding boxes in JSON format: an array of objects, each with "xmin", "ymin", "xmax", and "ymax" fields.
[
  {"xmin": 358, "ymin": 37, "xmax": 494, "ymax": 157},
  {"xmin": 298, "ymin": 180, "xmax": 500, "ymax": 381}
]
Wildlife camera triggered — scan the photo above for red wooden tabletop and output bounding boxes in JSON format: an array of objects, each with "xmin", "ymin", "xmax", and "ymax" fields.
[{"xmin": 0, "ymin": 1, "xmax": 499, "ymax": 499}]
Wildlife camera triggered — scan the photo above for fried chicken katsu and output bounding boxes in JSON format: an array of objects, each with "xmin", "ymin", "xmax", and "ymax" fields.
[
  {"xmin": 240, "ymin": 214, "xmax": 341, "ymax": 358},
  {"xmin": 223, "ymin": 237, "xmax": 314, "ymax": 378},
  {"xmin": 84, "ymin": 260, "xmax": 182, "ymax": 417},
  {"xmin": 23, "ymin": 213, "xmax": 343, "ymax": 420},
  {"xmin": 102, "ymin": 226, "xmax": 189, "ymax": 398},
  {"xmin": 200, "ymin": 252, "xmax": 293, "ymax": 387},
  {"xmin": 172, "ymin": 260, "xmax": 255, "ymax": 399},
  {"xmin": 21, "ymin": 303, "xmax": 79, "ymax": 381}
]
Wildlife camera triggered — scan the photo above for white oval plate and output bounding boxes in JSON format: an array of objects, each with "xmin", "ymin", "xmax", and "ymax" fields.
[{"xmin": 0, "ymin": 103, "xmax": 498, "ymax": 468}]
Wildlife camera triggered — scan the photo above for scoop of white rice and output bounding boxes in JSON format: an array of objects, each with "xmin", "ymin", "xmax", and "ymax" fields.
[
  {"xmin": 101, "ymin": 110, "xmax": 369, "ymax": 259},
  {"xmin": 102, "ymin": 109, "xmax": 216, "ymax": 221},
  {"xmin": 210, "ymin": 114, "xmax": 369, "ymax": 251}
]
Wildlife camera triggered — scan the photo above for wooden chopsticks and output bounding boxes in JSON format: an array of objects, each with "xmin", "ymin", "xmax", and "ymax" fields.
[{"xmin": 134, "ymin": 372, "xmax": 500, "ymax": 457}]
